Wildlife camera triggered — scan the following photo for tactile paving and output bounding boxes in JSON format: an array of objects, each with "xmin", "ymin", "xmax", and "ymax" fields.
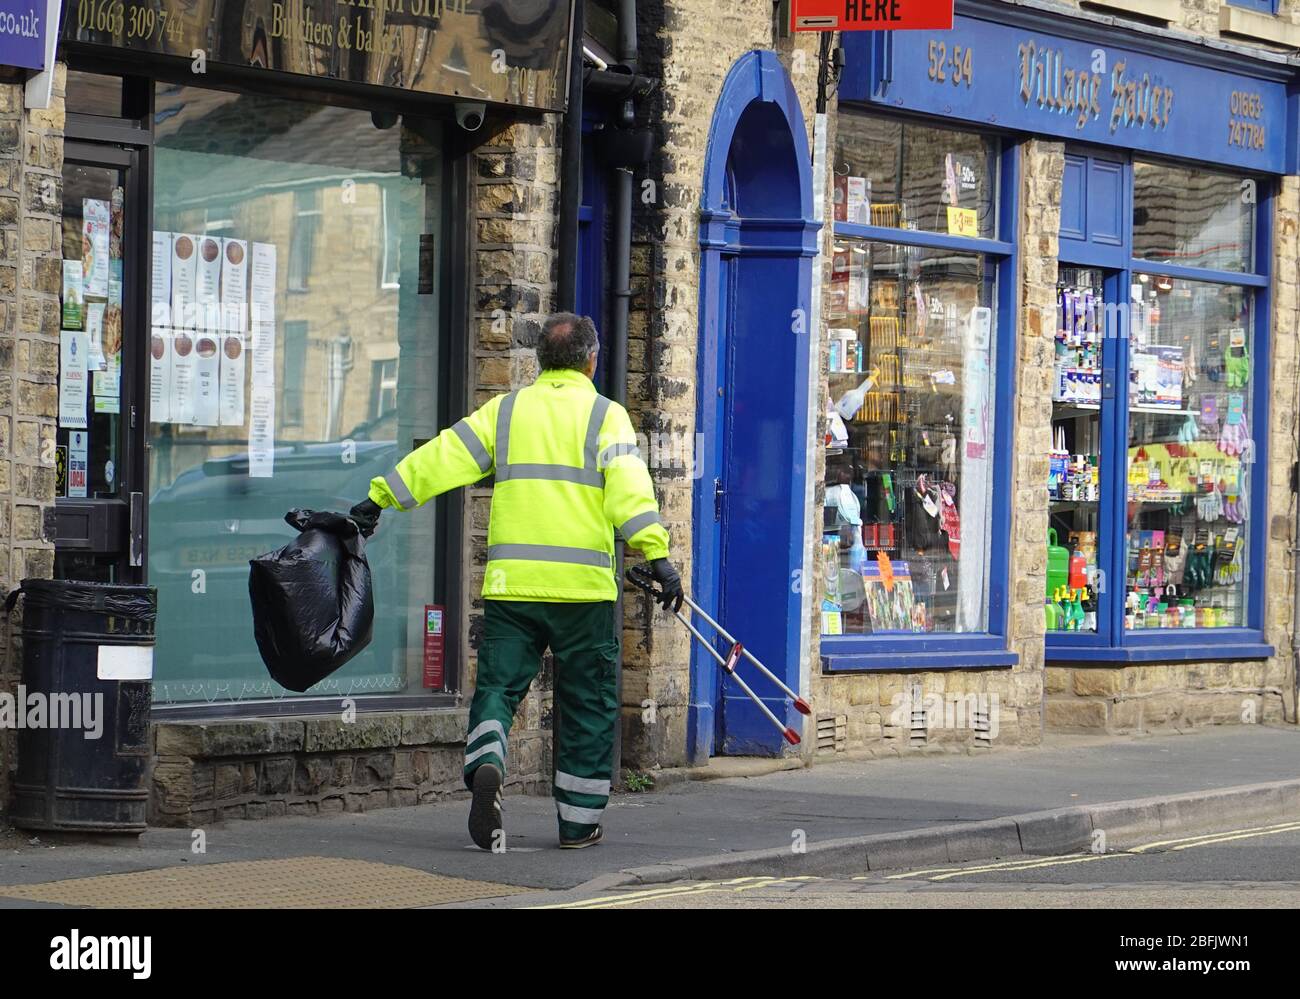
[{"xmin": 0, "ymin": 856, "xmax": 532, "ymax": 908}]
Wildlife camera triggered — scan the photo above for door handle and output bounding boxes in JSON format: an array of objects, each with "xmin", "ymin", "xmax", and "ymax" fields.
[
  {"xmin": 129, "ymin": 491, "xmax": 144, "ymax": 567},
  {"xmin": 714, "ymin": 477, "xmax": 725, "ymax": 521}
]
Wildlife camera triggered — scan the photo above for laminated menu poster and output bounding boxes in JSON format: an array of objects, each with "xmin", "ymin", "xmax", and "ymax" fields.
[
  {"xmin": 221, "ymin": 239, "xmax": 248, "ymax": 333},
  {"xmin": 104, "ymin": 261, "xmax": 123, "ymax": 359},
  {"xmin": 151, "ymin": 231, "xmax": 172, "ymax": 326},
  {"xmin": 109, "ymin": 187, "xmax": 124, "ymax": 260},
  {"xmin": 248, "ymin": 386, "xmax": 276, "ymax": 478},
  {"xmin": 85, "ymin": 302, "xmax": 106, "ymax": 371},
  {"xmin": 81, "ymin": 199, "xmax": 110, "ymax": 299},
  {"xmin": 192, "ymin": 332, "xmax": 221, "ymax": 427},
  {"xmin": 67, "ymin": 431, "xmax": 89, "ymax": 499},
  {"xmin": 219, "ymin": 333, "xmax": 246, "ymax": 426},
  {"xmin": 196, "ymin": 236, "xmax": 222, "ymax": 306},
  {"xmin": 62, "ymin": 261, "xmax": 83, "ymax": 330},
  {"xmin": 150, "ymin": 329, "xmax": 172, "ymax": 424},
  {"xmin": 59, "ymin": 331, "xmax": 90, "ymax": 429},
  {"xmin": 170, "ymin": 234, "xmax": 198, "ymax": 330},
  {"xmin": 170, "ymin": 329, "xmax": 197, "ymax": 424}
]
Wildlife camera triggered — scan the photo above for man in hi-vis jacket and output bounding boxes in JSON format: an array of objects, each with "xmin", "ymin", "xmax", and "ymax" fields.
[{"xmin": 350, "ymin": 313, "xmax": 683, "ymax": 850}]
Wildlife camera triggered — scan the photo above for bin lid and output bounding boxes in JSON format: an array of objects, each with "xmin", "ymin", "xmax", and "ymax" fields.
[{"xmin": 8, "ymin": 578, "xmax": 157, "ymax": 622}]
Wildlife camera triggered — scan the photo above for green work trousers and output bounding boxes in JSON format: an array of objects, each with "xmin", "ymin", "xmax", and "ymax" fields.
[{"xmin": 463, "ymin": 599, "xmax": 618, "ymax": 840}]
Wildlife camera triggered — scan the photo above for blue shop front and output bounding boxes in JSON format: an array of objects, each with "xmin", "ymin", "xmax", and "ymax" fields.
[
  {"xmin": 698, "ymin": 3, "xmax": 1300, "ymax": 758},
  {"xmin": 821, "ymin": 3, "xmax": 1297, "ymax": 670}
]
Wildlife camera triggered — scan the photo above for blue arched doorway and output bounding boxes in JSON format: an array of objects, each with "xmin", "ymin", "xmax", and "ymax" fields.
[{"xmin": 689, "ymin": 51, "xmax": 819, "ymax": 761}]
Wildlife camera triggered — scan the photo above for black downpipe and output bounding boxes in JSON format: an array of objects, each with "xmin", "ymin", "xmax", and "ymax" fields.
[
  {"xmin": 552, "ymin": 0, "xmax": 584, "ymax": 789},
  {"xmin": 609, "ymin": 0, "xmax": 638, "ymax": 783},
  {"xmin": 557, "ymin": 0, "xmax": 584, "ymax": 311}
]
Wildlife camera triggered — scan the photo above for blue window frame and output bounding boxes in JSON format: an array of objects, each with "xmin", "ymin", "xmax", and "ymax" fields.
[
  {"xmin": 822, "ymin": 111, "xmax": 1019, "ymax": 672},
  {"xmin": 1049, "ymin": 151, "xmax": 1274, "ymax": 664},
  {"xmin": 1227, "ymin": 1, "xmax": 1280, "ymax": 14}
]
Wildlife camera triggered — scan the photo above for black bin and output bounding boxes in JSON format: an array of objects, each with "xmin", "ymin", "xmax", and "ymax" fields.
[{"xmin": 6, "ymin": 579, "xmax": 156, "ymax": 834}]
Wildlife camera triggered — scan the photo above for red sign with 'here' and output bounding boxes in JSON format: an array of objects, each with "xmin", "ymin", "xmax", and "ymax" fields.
[{"xmin": 791, "ymin": 0, "xmax": 954, "ymax": 32}]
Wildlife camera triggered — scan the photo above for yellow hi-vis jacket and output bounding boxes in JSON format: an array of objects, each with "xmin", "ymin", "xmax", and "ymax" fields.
[{"xmin": 368, "ymin": 367, "xmax": 670, "ymax": 602}]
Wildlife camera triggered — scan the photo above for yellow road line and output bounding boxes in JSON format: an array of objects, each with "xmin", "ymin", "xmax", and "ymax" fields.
[
  {"xmin": 1129, "ymin": 820, "xmax": 1300, "ymax": 853},
  {"xmin": 527, "ymin": 876, "xmax": 772, "ymax": 909},
  {"xmin": 531, "ymin": 875, "xmax": 820, "ymax": 910},
  {"xmin": 926, "ymin": 852, "xmax": 1129, "ymax": 882},
  {"xmin": 874, "ymin": 856, "xmax": 1058, "ymax": 881},
  {"xmin": 1167, "ymin": 822, "xmax": 1300, "ymax": 851}
]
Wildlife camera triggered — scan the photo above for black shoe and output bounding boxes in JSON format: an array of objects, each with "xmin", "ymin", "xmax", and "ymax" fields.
[
  {"xmin": 468, "ymin": 764, "xmax": 503, "ymax": 851},
  {"xmin": 559, "ymin": 825, "xmax": 603, "ymax": 850}
]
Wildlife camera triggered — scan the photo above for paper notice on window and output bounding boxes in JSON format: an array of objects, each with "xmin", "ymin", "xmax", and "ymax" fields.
[
  {"xmin": 85, "ymin": 302, "xmax": 106, "ymax": 370},
  {"xmin": 171, "ymin": 234, "xmax": 198, "ymax": 329},
  {"xmin": 946, "ymin": 206, "xmax": 978, "ymax": 238},
  {"xmin": 152, "ymin": 231, "xmax": 172, "ymax": 318},
  {"xmin": 81, "ymin": 199, "xmax": 110, "ymax": 298},
  {"xmin": 248, "ymin": 386, "xmax": 276, "ymax": 478},
  {"xmin": 93, "ymin": 349, "xmax": 121, "ymax": 406},
  {"xmin": 68, "ymin": 430, "xmax": 89, "ymax": 498},
  {"xmin": 196, "ymin": 236, "xmax": 222, "ymax": 305},
  {"xmin": 219, "ymin": 333, "xmax": 245, "ymax": 426},
  {"xmin": 150, "ymin": 328, "xmax": 172, "ymax": 424},
  {"xmin": 220, "ymin": 238, "xmax": 248, "ymax": 333},
  {"xmin": 170, "ymin": 330, "xmax": 197, "ymax": 424},
  {"xmin": 62, "ymin": 260, "xmax": 84, "ymax": 330},
  {"xmin": 59, "ymin": 331, "xmax": 90, "ymax": 429},
  {"xmin": 250, "ymin": 242, "xmax": 277, "ymax": 307},
  {"xmin": 251, "ymin": 315, "xmax": 276, "ymax": 389},
  {"xmin": 192, "ymin": 332, "xmax": 221, "ymax": 427}
]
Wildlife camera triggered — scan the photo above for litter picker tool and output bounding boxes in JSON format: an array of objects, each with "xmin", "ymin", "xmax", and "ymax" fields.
[{"xmin": 626, "ymin": 564, "xmax": 811, "ymax": 745}]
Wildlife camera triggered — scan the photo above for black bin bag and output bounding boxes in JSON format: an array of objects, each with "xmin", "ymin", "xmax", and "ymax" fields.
[{"xmin": 249, "ymin": 509, "xmax": 374, "ymax": 692}]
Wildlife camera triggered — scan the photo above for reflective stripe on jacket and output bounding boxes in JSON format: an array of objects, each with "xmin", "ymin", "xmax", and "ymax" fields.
[{"xmin": 368, "ymin": 367, "xmax": 670, "ymax": 602}]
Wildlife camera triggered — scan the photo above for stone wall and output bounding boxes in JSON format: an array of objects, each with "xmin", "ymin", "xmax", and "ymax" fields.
[
  {"xmin": 0, "ymin": 66, "xmax": 64, "ymax": 808},
  {"xmin": 149, "ymin": 711, "xmax": 495, "ymax": 826},
  {"xmin": 460, "ymin": 119, "xmax": 562, "ymax": 786}
]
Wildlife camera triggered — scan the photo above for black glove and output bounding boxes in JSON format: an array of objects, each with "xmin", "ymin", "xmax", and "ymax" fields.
[
  {"xmin": 349, "ymin": 499, "xmax": 382, "ymax": 538},
  {"xmin": 649, "ymin": 558, "xmax": 684, "ymax": 614}
]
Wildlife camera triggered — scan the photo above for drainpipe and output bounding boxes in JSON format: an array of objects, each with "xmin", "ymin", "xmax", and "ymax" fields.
[
  {"xmin": 608, "ymin": 0, "xmax": 638, "ymax": 407},
  {"xmin": 610, "ymin": 0, "xmax": 638, "ymax": 782},
  {"xmin": 557, "ymin": 0, "xmax": 584, "ymax": 311}
]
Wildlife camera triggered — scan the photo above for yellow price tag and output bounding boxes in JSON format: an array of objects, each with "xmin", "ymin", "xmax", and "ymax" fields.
[{"xmin": 946, "ymin": 206, "xmax": 978, "ymax": 237}]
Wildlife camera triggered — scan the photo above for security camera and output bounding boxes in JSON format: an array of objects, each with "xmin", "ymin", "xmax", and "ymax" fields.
[{"xmin": 455, "ymin": 102, "xmax": 486, "ymax": 132}]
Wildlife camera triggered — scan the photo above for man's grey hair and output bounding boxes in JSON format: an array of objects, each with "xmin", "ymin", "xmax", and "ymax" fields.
[{"xmin": 536, "ymin": 313, "xmax": 599, "ymax": 371}]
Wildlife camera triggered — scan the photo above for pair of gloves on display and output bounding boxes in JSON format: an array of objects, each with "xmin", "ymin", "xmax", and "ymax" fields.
[
  {"xmin": 346, "ymin": 499, "xmax": 685, "ymax": 613},
  {"xmin": 1218, "ymin": 398, "xmax": 1251, "ymax": 458}
]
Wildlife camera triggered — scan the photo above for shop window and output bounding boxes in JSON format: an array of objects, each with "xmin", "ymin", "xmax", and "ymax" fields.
[
  {"xmin": 824, "ymin": 111, "xmax": 1015, "ymax": 668},
  {"xmin": 1126, "ymin": 276, "xmax": 1252, "ymax": 630},
  {"xmin": 1132, "ymin": 161, "xmax": 1254, "ymax": 273},
  {"xmin": 147, "ymin": 86, "xmax": 445, "ymax": 705},
  {"xmin": 833, "ymin": 115, "xmax": 999, "ymax": 239},
  {"xmin": 1227, "ymin": 1, "xmax": 1278, "ymax": 13},
  {"xmin": 1050, "ymin": 156, "xmax": 1270, "ymax": 661}
]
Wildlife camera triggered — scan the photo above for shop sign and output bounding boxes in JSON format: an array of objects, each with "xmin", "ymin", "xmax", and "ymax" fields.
[
  {"xmin": 63, "ymin": 0, "xmax": 576, "ymax": 112},
  {"xmin": 841, "ymin": 13, "xmax": 1289, "ymax": 174},
  {"xmin": 0, "ymin": 0, "xmax": 51, "ymax": 69},
  {"xmin": 791, "ymin": 0, "xmax": 952, "ymax": 32}
]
